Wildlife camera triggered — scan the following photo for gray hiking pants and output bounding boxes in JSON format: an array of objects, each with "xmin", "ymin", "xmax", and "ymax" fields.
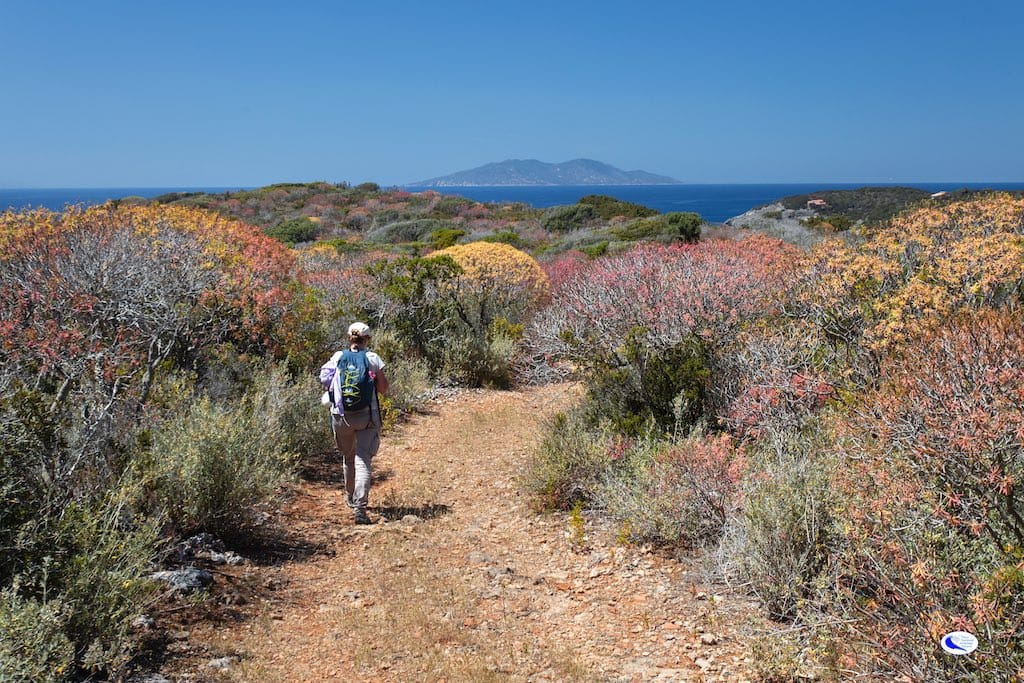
[{"xmin": 331, "ymin": 407, "xmax": 380, "ymax": 511}]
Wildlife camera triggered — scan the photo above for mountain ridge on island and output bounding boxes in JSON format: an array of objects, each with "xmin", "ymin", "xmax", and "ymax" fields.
[{"xmin": 408, "ymin": 158, "xmax": 681, "ymax": 187}]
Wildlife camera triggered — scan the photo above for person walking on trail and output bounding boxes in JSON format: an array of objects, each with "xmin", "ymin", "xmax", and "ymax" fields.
[{"xmin": 319, "ymin": 322, "xmax": 389, "ymax": 525}]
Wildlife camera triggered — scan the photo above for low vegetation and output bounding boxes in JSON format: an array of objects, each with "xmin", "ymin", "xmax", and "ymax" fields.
[
  {"xmin": 5, "ymin": 182, "xmax": 1021, "ymax": 681},
  {"xmin": 527, "ymin": 193, "xmax": 1024, "ymax": 680}
]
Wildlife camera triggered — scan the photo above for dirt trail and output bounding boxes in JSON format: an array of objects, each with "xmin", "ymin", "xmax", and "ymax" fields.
[{"xmin": 174, "ymin": 384, "xmax": 762, "ymax": 682}]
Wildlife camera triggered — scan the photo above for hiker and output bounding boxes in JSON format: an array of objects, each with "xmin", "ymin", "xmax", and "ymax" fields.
[{"xmin": 319, "ymin": 322, "xmax": 389, "ymax": 525}]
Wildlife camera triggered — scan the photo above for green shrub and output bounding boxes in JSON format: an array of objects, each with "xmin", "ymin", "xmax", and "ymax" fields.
[
  {"xmin": 0, "ymin": 385, "xmax": 56, "ymax": 585},
  {"xmin": 4, "ymin": 486, "xmax": 160, "ymax": 676},
  {"xmin": 255, "ymin": 363, "xmax": 331, "ymax": 460},
  {"xmin": 580, "ymin": 328, "xmax": 709, "ymax": 436},
  {"xmin": 665, "ymin": 212, "xmax": 702, "ymax": 242},
  {"xmin": 428, "ymin": 227, "xmax": 466, "ymax": 250},
  {"xmin": 540, "ymin": 203, "xmax": 598, "ymax": 233},
  {"xmin": 611, "ymin": 212, "xmax": 701, "ymax": 243},
  {"xmin": 724, "ymin": 428, "xmax": 840, "ymax": 620},
  {"xmin": 578, "ymin": 194, "xmax": 658, "ymax": 219},
  {"xmin": 47, "ymin": 493, "xmax": 160, "ymax": 672},
  {"xmin": 441, "ymin": 326, "xmax": 519, "ymax": 389},
  {"xmin": 480, "ymin": 230, "xmax": 523, "ymax": 247},
  {"xmin": 319, "ymin": 237, "xmax": 368, "ymax": 254},
  {"xmin": 525, "ymin": 409, "xmax": 614, "ymax": 511},
  {"xmin": 610, "ymin": 217, "xmax": 666, "ymax": 241},
  {"xmin": 801, "ymin": 214, "xmax": 853, "ymax": 231},
  {"xmin": 367, "ymin": 218, "xmax": 451, "ymax": 244},
  {"xmin": 368, "ymin": 255, "xmax": 462, "ymax": 365},
  {"xmin": 581, "ymin": 240, "xmax": 609, "ymax": 258},
  {"xmin": 143, "ymin": 369, "xmax": 299, "ymax": 536},
  {"xmin": 265, "ymin": 216, "xmax": 319, "ymax": 244},
  {"xmin": 0, "ymin": 590, "xmax": 74, "ymax": 683},
  {"xmin": 429, "ymin": 195, "xmax": 474, "ymax": 218}
]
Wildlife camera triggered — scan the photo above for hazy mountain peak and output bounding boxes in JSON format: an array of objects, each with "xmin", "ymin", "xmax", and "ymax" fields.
[{"xmin": 409, "ymin": 159, "xmax": 680, "ymax": 187}]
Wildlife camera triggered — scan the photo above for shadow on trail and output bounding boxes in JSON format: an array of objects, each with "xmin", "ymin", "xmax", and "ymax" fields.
[
  {"xmin": 374, "ymin": 503, "xmax": 452, "ymax": 522},
  {"xmin": 298, "ymin": 450, "xmax": 395, "ymax": 486},
  {"xmin": 227, "ymin": 523, "xmax": 332, "ymax": 567}
]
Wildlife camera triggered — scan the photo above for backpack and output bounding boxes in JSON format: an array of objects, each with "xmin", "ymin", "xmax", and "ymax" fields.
[{"xmin": 335, "ymin": 349, "xmax": 375, "ymax": 412}]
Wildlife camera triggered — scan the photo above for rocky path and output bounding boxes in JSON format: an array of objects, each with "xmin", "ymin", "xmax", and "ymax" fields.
[{"xmin": 166, "ymin": 385, "xmax": 764, "ymax": 682}]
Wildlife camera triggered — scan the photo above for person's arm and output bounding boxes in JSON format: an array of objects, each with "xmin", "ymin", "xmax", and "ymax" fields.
[{"xmin": 374, "ymin": 368, "xmax": 389, "ymax": 395}]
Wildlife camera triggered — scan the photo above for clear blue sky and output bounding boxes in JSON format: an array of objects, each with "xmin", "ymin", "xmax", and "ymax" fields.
[{"xmin": 2, "ymin": 0, "xmax": 1021, "ymax": 187}]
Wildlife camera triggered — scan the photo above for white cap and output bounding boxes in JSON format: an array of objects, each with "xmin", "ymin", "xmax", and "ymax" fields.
[{"xmin": 348, "ymin": 321, "xmax": 371, "ymax": 338}]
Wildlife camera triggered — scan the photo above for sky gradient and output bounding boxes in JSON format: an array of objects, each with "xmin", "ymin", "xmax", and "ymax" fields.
[{"xmin": 2, "ymin": 0, "xmax": 1021, "ymax": 187}]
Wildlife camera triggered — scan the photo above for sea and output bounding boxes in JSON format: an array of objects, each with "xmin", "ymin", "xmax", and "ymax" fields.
[{"xmin": 3, "ymin": 183, "xmax": 1023, "ymax": 224}]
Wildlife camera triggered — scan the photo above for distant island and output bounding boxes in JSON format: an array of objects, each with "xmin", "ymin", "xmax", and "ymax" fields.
[{"xmin": 409, "ymin": 158, "xmax": 681, "ymax": 187}]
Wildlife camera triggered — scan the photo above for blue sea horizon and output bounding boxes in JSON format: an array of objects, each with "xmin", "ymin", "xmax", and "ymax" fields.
[{"xmin": 3, "ymin": 182, "xmax": 1023, "ymax": 224}]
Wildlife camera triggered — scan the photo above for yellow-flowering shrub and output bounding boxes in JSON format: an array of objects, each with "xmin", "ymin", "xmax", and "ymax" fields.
[
  {"xmin": 793, "ymin": 193, "xmax": 1024, "ymax": 359},
  {"xmin": 432, "ymin": 241, "xmax": 550, "ymax": 307},
  {"xmin": 427, "ymin": 242, "xmax": 549, "ymax": 386}
]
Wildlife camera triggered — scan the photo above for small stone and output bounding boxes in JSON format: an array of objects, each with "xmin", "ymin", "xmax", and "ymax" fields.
[
  {"xmin": 132, "ymin": 615, "xmax": 156, "ymax": 630},
  {"xmin": 206, "ymin": 656, "xmax": 236, "ymax": 670},
  {"xmin": 126, "ymin": 675, "xmax": 172, "ymax": 683},
  {"xmin": 701, "ymin": 633, "xmax": 719, "ymax": 646},
  {"xmin": 402, "ymin": 514, "xmax": 423, "ymax": 524},
  {"xmin": 150, "ymin": 568, "xmax": 214, "ymax": 595}
]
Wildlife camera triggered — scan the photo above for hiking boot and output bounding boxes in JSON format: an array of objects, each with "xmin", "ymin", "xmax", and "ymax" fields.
[{"xmin": 354, "ymin": 509, "xmax": 372, "ymax": 525}]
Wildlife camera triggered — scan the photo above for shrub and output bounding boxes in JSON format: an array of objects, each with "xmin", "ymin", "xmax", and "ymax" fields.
[
  {"xmin": 429, "ymin": 242, "xmax": 549, "ymax": 386},
  {"xmin": 428, "ymin": 227, "xmax": 466, "ymax": 250},
  {"xmin": 366, "ymin": 218, "xmax": 452, "ymax": 244},
  {"xmin": 665, "ymin": 211, "xmax": 702, "ymax": 242},
  {"xmin": 256, "ymin": 363, "xmax": 331, "ymax": 460},
  {"xmin": 609, "ymin": 216, "xmax": 666, "ymax": 241},
  {"xmin": 540, "ymin": 203, "xmax": 598, "ymax": 233},
  {"xmin": 440, "ymin": 317, "xmax": 522, "ymax": 388},
  {"xmin": 0, "ymin": 590, "xmax": 74, "ymax": 683},
  {"xmin": 579, "ymin": 328, "xmax": 709, "ymax": 436},
  {"xmin": 479, "ymin": 229, "xmax": 523, "ymax": 247},
  {"xmin": 382, "ymin": 354, "xmax": 432, "ymax": 415},
  {"xmin": 609, "ymin": 211, "xmax": 701, "ymax": 244},
  {"xmin": 368, "ymin": 255, "xmax": 462, "ymax": 366},
  {"xmin": 368, "ymin": 328, "xmax": 432, "ymax": 415},
  {"xmin": 45, "ymin": 493, "xmax": 160, "ymax": 672},
  {"xmin": 525, "ymin": 409, "xmax": 615, "ymax": 511},
  {"xmin": 578, "ymin": 194, "xmax": 659, "ymax": 219},
  {"xmin": 1, "ymin": 484, "xmax": 160, "ymax": 676},
  {"xmin": 534, "ymin": 237, "xmax": 799, "ymax": 368},
  {"xmin": 791, "ymin": 193, "xmax": 1024, "ymax": 361},
  {"xmin": 265, "ymin": 216, "xmax": 319, "ymax": 244},
  {"xmin": 601, "ymin": 432, "xmax": 746, "ymax": 548},
  {"xmin": 0, "ymin": 383, "xmax": 56, "ymax": 585},
  {"xmin": 715, "ymin": 322, "xmax": 838, "ymax": 442},
  {"xmin": 429, "ymin": 195, "xmax": 474, "ymax": 218},
  {"xmin": 725, "ymin": 426, "xmax": 840, "ymax": 620},
  {"xmin": 822, "ymin": 311, "xmax": 1024, "ymax": 679},
  {"xmin": 143, "ymin": 368, "xmax": 299, "ymax": 537}
]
